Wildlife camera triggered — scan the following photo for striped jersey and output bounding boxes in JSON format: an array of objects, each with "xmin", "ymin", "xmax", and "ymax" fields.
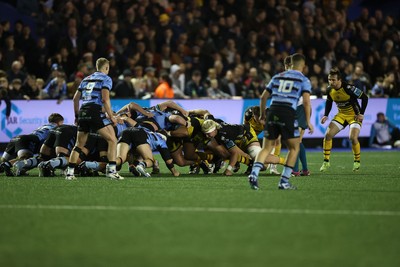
[
  {"xmin": 266, "ymin": 70, "xmax": 311, "ymax": 111},
  {"xmin": 78, "ymin": 71, "xmax": 113, "ymax": 107},
  {"xmin": 137, "ymin": 126, "xmax": 168, "ymax": 151},
  {"xmin": 32, "ymin": 123, "xmax": 58, "ymax": 142}
]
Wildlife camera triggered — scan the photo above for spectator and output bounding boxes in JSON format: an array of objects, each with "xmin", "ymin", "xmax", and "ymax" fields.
[
  {"xmin": 185, "ymin": 70, "xmax": 207, "ymax": 98},
  {"xmin": 0, "ymin": 76, "xmax": 11, "ymax": 117},
  {"xmin": 220, "ymin": 69, "xmax": 243, "ymax": 97},
  {"xmin": 207, "ymin": 79, "xmax": 231, "ymax": 99},
  {"xmin": 7, "ymin": 60, "xmax": 26, "ymax": 83},
  {"xmin": 2, "ymin": 35, "xmax": 21, "ymax": 72},
  {"xmin": 21, "ymin": 74, "xmax": 42, "ymax": 100},
  {"xmin": 154, "ymin": 73, "xmax": 174, "ymax": 99},
  {"xmin": 345, "ymin": 64, "xmax": 371, "ymax": 94},
  {"xmin": 0, "ymin": 0, "xmax": 399, "ymax": 102},
  {"xmin": 113, "ymin": 69, "xmax": 136, "ymax": 98},
  {"xmin": 310, "ymin": 76, "xmax": 323, "ymax": 98},
  {"xmin": 8, "ymin": 79, "xmax": 25, "ymax": 99},
  {"xmin": 369, "ymin": 112, "xmax": 400, "ymax": 149},
  {"xmin": 66, "ymin": 71, "xmax": 84, "ymax": 99},
  {"xmin": 243, "ymin": 76, "xmax": 263, "ymax": 99},
  {"xmin": 142, "ymin": 67, "xmax": 159, "ymax": 95},
  {"xmin": 42, "ymin": 72, "xmax": 67, "ymax": 102},
  {"xmin": 169, "ymin": 64, "xmax": 187, "ymax": 99}
]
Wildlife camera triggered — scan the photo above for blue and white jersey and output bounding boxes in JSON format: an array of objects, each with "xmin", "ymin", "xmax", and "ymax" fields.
[
  {"xmin": 266, "ymin": 70, "xmax": 311, "ymax": 111},
  {"xmin": 43, "ymin": 78, "xmax": 67, "ymax": 99},
  {"xmin": 142, "ymin": 127, "xmax": 168, "ymax": 151},
  {"xmin": 31, "ymin": 123, "xmax": 57, "ymax": 142},
  {"xmin": 78, "ymin": 71, "xmax": 113, "ymax": 107},
  {"xmin": 114, "ymin": 122, "xmax": 129, "ymax": 138},
  {"xmin": 136, "ymin": 109, "xmax": 175, "ymax": 130}
]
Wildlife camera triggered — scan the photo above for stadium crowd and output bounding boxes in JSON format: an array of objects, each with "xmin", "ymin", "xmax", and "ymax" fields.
[{"xmin": 0, "ymin": 0, "xmax": 399, "ymax": 101}]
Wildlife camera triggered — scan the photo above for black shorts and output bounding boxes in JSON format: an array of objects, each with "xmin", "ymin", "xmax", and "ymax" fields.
[
  {"xmin": 14, "ymin": 134, "xmax": 41, "ymax": 153},
  {"xmin": 85, "ymin": 133, "xmax": 108, "ymax": 154},
  {"xmin": 43, "ymin": 130, "xmax": 57, "ymax": 148},
  {"xmin": 54, "ymin": 125, "xmax": 77, "ymax": 151},
  {"xmin": 78, "ymin": 104, "xmax": 112, "ymax": 133},
  {"xmin": 118, "ymin": 128, "xmax": 147, "ymax": 149},
  {"xmin": 4, "ymin": 137, "xmax": 18, "ymax": 156},
  {"xmin": 264, "ymin": 105, "xmax": 300, "ymax": 140}
]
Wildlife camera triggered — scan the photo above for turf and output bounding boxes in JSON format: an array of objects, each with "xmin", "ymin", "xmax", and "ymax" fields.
[{"xmin": 0, "ymin": 150, "xmax": 400, "ymax": 267}]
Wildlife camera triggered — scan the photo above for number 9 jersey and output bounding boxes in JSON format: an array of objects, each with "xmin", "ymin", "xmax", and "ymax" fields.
[{"xmin": 78, "ymin": 72, "xmax": 113, "ymax": 107}]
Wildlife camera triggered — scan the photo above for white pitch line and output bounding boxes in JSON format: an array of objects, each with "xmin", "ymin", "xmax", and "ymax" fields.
[{"xmin": 0, "ymin": 204, "xmax": 400, "ymax": 217}]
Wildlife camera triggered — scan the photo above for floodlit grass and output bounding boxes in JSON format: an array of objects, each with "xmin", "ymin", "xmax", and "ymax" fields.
[{"xmin": 0, "ymin": 150, "xmax": 400, "ymax": 267}]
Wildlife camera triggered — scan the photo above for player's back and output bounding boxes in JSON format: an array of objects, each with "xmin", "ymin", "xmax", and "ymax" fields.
[
  {"xmin": 79, "ymin": 72, "xmax": 112, "ymax": 106},
  {"xmin": 32, "ymin": 123, "xmax": 57, "ymax": 142},
  {"xmin": 267, "ymin": 70, "xmax": 311, "ymax": 111}
]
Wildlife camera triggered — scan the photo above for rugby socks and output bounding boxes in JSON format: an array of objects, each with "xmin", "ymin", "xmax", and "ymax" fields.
[
  {"xmin": 48, "ymin": 157, "xmax": 68, "ymax": 169},
  {"xmin": 323, "ymin": 139, "xmax": 332, "ymax": 161},
  {"xmin": 197, "ymin": 152, "xmax": 214, "ymax": 161},
  {"xmin": 238, "ymin": 155, "xmax": 251, "ymax": 165},
  {"xmin": 280, "ymin": 165, "xmax": 293, "ymax": 184},
  {"xmin": 274, "ymin": 143, "xmax": 281, "ymax": 156},
  {"xmin": 66, "ymin": 163, "xmax": 76, "ymax": 176},
  {"xmin": 24, "ymin": 157, "xmax": 38, "ymax": 168},
  {"xmin": 299, "ymin": 143, "xmax": 308, "ymax": 171},
  {"xmin": 85, "ymin": 161, "xmax": 100, "ymax": 170},
  {"xmin": 352, "ymin": 142, "xmax": 361, "ymax": 162},
  {"xmin": 107, "ymin": 161, "xmax": 117, "ymax": 173},
  {"xmin": 250, "ymin": 162, "xmax": 264, "ymax": 177}
]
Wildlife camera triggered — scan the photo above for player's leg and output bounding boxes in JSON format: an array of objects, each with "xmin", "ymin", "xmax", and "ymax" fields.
[
  {"xmin": 320, "ymin": 120, "xmax": 342, "ymax": 172},
  {"xmin": 248, "ymin": 137, "xmax": 276, "ymax": 190},
  {"xmin": 134, "ymin": 144, "xmax": 154, "ymax": 177},
  {"xmin": 268, "ymin": 135, "xmax": 282, "ymax": 175},
  {"xmin": 278, "ymin": 137, "xmax": 300, "ymax": 189},
  {"xmin": 97, "ymin": 124, "xmax": 119, "ymax": 175},
  {"xmin": 349, "ymin": 123, "xmax": 361, "ymax": 171},
  {"xmin": 66, "ymin": 131, "xmax": 89, "ymax": 180}
]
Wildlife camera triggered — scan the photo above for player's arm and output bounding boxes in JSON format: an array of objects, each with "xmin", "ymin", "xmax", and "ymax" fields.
[
  {"xmin": 354, "ymin": 93, "xmax": 368, "ymax": 122},
  {"xmin": 72, "ymin": 90, "xmax": 81, "ymax": 124},
  {"xmin": 321, "ymin": 92, "xmax": 333, "ymax": 124},
  {"xmin": 158, "ymin": 100, "xmax": 188, "ymax": 116},
  {"xmin": 188, "ymin": 109, "xmax": 212, "ymax": 118},
  {"xmin": 259, "ymin": 89, "xmax": 270, "ymax": 121},
  {"xmin": 101, "ymin": 89, "xmax": 116, "ymax": 125},
  {"xmin": 302, "ymin": 91, "xmax": 314, "ymax": 134},
  {"xmin": 348, "ymin": 85, "xmax": 369, "ymax": 122},
  {"xmin": 129, "ymin": 102, "xmax": 154, "ymax": 118}
]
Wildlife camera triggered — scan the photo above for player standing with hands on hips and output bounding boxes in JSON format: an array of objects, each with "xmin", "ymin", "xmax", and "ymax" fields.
[
  {"xmin": 248, "ymin": 53, "xmax": 314, "ymax": 190},
  {"xmin": 65, "ymin": 57, "xmax": 123, "ymax": 180},
  {"xmin": 319, "ymin": 67, "xmax": 368, "ymax": 172}
]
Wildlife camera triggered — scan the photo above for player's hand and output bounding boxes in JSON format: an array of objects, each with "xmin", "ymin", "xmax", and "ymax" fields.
[
  {"xmin": 110, "ymin": 116, "xmax": 117, "ymax": 126},
  {"xmin": 320, "ymin": 116, "xmax": 328, "ymax": 124},
  {"xmin": 308, "ymin": 123, "xmax": 314, "ymax": 134},
  {"xmin": 146, "ymin": 112, "xmax": 155, "ymax": 118},
  {"xmin": 355, "ymin": 114, "xmax": 364, "ymax": 122}
]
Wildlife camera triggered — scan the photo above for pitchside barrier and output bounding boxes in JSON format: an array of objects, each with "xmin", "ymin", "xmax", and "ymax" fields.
[{"xmin": 1, "ymin": 98, "xmax": 399, "ymax": 146}]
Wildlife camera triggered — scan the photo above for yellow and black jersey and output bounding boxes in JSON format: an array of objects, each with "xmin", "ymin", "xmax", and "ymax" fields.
[
  {"xmin": 243, "ymin": 106, "xmax": 264, "ymax": 135},
  {"xmin": 213, "ymin": 121, "xmax": 258, "ymax": 150},
  {"xmin": 185, "ymin": 116, "xmax": 207, "ymax": 146},
  {"xmin": 167, "ymin": 116, "xmax": 207, "ymax": 153},
  {"xmin": 324, "ymin": 82, "xmax": 368, "ymax": 116}
]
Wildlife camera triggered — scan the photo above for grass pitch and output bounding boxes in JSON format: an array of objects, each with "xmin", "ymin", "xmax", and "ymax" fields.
[{"xmin": 1, "ymin": 150, "xmax": 400, "ymax": 267}]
